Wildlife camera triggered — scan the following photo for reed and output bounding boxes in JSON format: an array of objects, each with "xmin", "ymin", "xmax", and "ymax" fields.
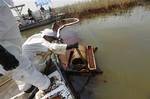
[{"xmin": 58, "ymin": 0, "xmax": 138, "ymax": 18}]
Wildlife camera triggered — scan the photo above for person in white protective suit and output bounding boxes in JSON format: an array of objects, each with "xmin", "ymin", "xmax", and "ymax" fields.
[
  {"xmin": 0, "ymin": 0, "xmax": 55, "ymax": 96},
  {"xmin": 22, "ymin": 28, "xmax": 66, "ymax": 72},
  {"xmin": 22, "ymin": 28, "xmax": 78, "ymax": 94}
]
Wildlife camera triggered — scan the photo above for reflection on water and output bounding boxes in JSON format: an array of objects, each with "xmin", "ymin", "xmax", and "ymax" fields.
[
  {"xmin": 21, "ymin": 6, "xmax": 150, "ymax": 99},
  {"xmin": 21, "ymin": 24, "xmax": 52, "ymax": 39}
]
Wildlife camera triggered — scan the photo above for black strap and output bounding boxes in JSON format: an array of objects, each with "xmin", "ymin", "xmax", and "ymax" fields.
[{"xmin": 0, "ymin": 45, "xmax": 19, "ymax": 71}]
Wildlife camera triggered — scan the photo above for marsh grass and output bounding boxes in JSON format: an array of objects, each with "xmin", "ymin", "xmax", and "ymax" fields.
[{"xmin": 57, "ymin": 0, "xmax": 138, "ymax": 18}]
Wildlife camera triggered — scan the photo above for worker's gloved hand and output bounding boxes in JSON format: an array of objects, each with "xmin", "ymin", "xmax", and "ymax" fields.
[
  {"xmin": 0, "ymin": 45, "xmax": 19, "ymax": 71},
  {"xmin": 66, "ymin": 42, "xmax": 79, "ymax": 50},
  {"xmin": 57, "ymin": 38, "xmax": 63, "ymax": 43}
]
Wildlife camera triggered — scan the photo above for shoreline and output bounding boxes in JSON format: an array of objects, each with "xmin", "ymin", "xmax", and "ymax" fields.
[{"xmin": 57, "ymin": 0, "xmax": 146, "ymax": 19}]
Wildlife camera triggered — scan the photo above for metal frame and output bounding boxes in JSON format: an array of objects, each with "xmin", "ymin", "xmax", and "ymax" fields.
[{"xmin": 10, "ymin": 4, "xmax": 25, "ymax": 17}]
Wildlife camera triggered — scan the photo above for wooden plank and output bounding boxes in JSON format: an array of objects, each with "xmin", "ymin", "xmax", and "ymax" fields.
[
  {"xmin": 86, "ymin": 46, "xmax": 97, "ymax": 70},
  {"xmin": 0, "ymin": 76, "xmax": 11, "ymax": 87}
]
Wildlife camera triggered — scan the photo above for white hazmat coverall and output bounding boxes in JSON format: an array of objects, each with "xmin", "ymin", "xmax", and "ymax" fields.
[
  {"xmin": 22, "ymin": 33, "xmax": 67, "ymax": 89},
  {"xmin": 0, "ymin": 0, "xmax": 50, "ymax": 91}
]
